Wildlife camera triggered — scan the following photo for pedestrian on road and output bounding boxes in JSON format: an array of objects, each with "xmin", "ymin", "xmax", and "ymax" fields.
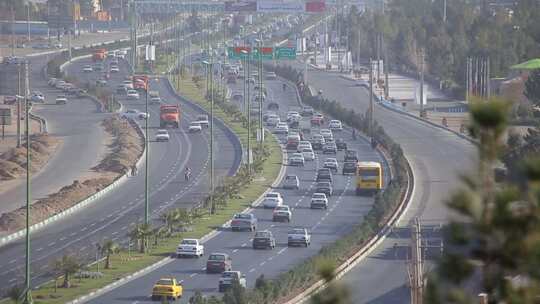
[{"xmin": 131, "ymin": 165, "xmax": 138, "ymax": 177}]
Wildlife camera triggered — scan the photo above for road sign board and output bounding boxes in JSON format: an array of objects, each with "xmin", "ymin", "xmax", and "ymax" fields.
[
  {"xmin": 227, "ymin": 47, "xmax": 252, "ymax": 60},
  {"xmin": 252, "ymin": 47, "xmax": 273, "ymax": 60},
  {"xmin": 275, "ymin": 47, "xmax": 297, "ymax": 60}
]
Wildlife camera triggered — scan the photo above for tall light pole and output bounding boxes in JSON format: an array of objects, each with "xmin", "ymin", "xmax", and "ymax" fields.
[
  {"xmin": 255, "ymin": 37, "xmax": 264, "ymax": 146},
  {"xmin": 203, "ymin": 60, "xmax": 215, "ymax": 214},
  {"xmin": 22, "ymin": 60, "xmax": 33, "ymax": 304},
  {"xmin": 241, "ymin": 49, "xmax": 251, "ymax": 175}
]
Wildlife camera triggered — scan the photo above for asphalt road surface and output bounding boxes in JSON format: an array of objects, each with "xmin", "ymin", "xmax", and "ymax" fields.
[
  {"xmin": 86, "ymin": 67, "xmax": 388, "ymax": 303},
  {"xmin": 286, "ymin": 56, "xmax": 476, "ymax": 303},
  {"xmin": 0, "ymin": 55, "xmax": 241, "ymax": 296}
]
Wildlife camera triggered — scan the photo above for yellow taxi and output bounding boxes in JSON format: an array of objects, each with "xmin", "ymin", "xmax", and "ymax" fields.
[{"xmin": 151, "ymin": 277, "xmax": 182, "ymax": 301}]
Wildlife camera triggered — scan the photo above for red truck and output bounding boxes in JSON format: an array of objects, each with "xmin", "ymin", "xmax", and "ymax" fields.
[
  {"xmin": 160, "ymin": 105, "xmax": 180, "ymax": 128},
  {"xmin": 92, "ymin": 48, "xmax": 107, "ymax": 61},
  {"xmin": 133, "ymin": 75, "xmax": 149, "ymax": 91}
]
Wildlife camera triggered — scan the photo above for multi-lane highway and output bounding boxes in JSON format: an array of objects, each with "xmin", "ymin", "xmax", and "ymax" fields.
[
  {"xmin": 84, "ymin": 65, "xmax": 388, "ymax": 303},
  {"xmin": 285, "ymin": 42, "xmax": 476, "ymax": 301},
  {"xmin": 0, "ymin": 53, "xmax": 241, "ymax": 295}
]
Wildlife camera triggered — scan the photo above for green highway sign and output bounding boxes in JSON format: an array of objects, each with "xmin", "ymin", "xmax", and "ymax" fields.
[
  {"xmin": 228, "ymin": 46, "xmax": 297, "ymax": 60},
  {"xmin": 275, "ymin": 47, "xmax": 297, "ymax": 60}
]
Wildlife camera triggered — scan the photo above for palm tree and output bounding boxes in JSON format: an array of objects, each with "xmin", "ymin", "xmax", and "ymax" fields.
[
  {"xmin": 152, "ymin": 226, "xmax": 168, "ymax": 246},
  {"xmin": 160, "ymin": 209, "xmax": 180, "ymax": 234},
  {"xmin": 100, "ymin": 240, "xmax": 119, "ymax": 269},
  {"xmin": 52, "ymin": 254, "xmax": 83, "ymax": 288},
  {"xmin": 128, "ymin": 223, "xmax": 153, "ymax": 253}
]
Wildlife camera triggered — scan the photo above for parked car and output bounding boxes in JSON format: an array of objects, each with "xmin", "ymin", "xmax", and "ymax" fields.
[
  {"xmin": 218, "ymin": 271, "xmax": 246, "ymax": 292},
  {"xmin": 287, "ymin": 228, "xmax": 311, "ymax": 247},
  {"xmin": 282, "ymin": 175, "xmax": 299, "ymax": 190},
  {"xmin": 252, "ymin": 230, "xmax": 276, "ymax": 249},
  {"xmin": 206, "ymin": 253, "xmax": 232, "ymax": 273},
  {"xmin": 272, "ymin": 205, "xmax": 292, "ymax": 222},
  {"xmin": 230, "ymin": 213, "xmax": 257, "ymax": 231},
  {"xmin": 310, "ymin": 193, "xmax": 329, "ymax": 209},
  {"xmin": 176, "ymin": 238, "xmax": 204, "ymax": 257}
]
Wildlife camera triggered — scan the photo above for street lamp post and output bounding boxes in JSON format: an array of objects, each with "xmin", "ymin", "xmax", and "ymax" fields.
[
  {"xmin": 255, "ymin": 37, "xmax": 264, "ymax": 146},
  {"xmin": 23, "ymin": 60, "xmax": 33, "ymax": 304},
  {"xmin": 241, "ymin": 49, "xmax": 251, "ymax": 175},
  {"xmin": 144, "ymin": 83, "xmax": 149, "ymax": 224},
  {"xmin": 203, "ymin": 60, "xmax": 215, "ymax": 214}
]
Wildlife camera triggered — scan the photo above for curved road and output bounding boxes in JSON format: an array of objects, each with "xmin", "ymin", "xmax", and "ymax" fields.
[
  {"xmin": 85, "ymin": 68, "xmax": 388, "ymax": 303},
  {"xmin": 0, "ymin": 55, "xmax": 240, "ymax": 295},
  {"xmin": 286, "ymin": 58, "xmax": 476, "ymax": 303}
]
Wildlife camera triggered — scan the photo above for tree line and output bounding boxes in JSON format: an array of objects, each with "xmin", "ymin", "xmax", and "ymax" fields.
[{"xmin": 342, "ymin": 0, "xmax": 540, "ymax": 98}]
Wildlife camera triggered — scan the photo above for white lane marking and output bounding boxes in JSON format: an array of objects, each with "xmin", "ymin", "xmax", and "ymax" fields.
[
  {"xmin": 70, "ymin": 232, "xmax": 77, "ymax": 237},
  {"xmin": 36, "ymin": 247, "xmax": 43, "ymax": 252},
  {"xmin": 190, "ymin": 273, "xmax": 197, "ymax": 278},
  {"xmin": 122, "ymin": 226, "xmax": 128, "ymax": 230},
  {"xmin": 81, "ymin": 227, "xmax": 88, "ymax": 231},
  {"xmin": 277, "ymin": 248, "xmax": 287, "ymax": 255},
  {"xmin": 249, "ymin": 268, "xmax": 255, "ymax": 273},
  {"xmin": 241, "ymin": 243, "xmax": 247, "ymax": 247},
  {"xmin": 232, "ymin": 249, "xmax": 239, "ymax": 253},
  {"xmin": 60, "ymin": 237, "xmax": 67, "ymax": 241},
  {"xmin": 202, "ymin": 267, "xmax": 207, "ymax": 271},
  {"xmin": 48, "ymin": 242, "xmax": 56, "ymax": 247},
  {"xmin": 8, "ymin": 278, "xmax": 16, "ymax": 283},
  {"xmin": 80, "ymin": 246, "xmax": 87, "ymax": 251},
  {"xmin": 260, "ymin": 261, "xmax": 266, "ymax": 266},
  {"xmin": 9, "ymin": 259, "xmax": 16, "ymax": 264}
]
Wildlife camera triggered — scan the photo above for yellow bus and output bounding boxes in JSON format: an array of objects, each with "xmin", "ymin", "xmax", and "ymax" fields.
[{"xmin": 356, "ymin": 161, "xmax": 383, "ymax": 195}]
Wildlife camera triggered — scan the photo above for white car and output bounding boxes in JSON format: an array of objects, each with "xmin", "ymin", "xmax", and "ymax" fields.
[
  {"xmin": 264, "ymin": 192, "xmax": 283, "ymax": 206},
  {"xmin": 328, "ymin": 120, "xmax": 343, "ymax": 131},
  {"xmin": 287, "ymin": 111, "xmax": 301, "ymax": 122},
  {"xmin": 262, "ymin": 197, "xmax": 282, "ymax": 209},
  {"xmin": 319, "ymin": 129, "xmax": 334, "ymax": 141},
  {"xmin": 121, "ymin": 109, "xmax": 148, "ymax": 120},
  {"xmin": 288, "ymin": 153, "xmax": 305, "ymax": 166},
  {"xmin": 110, "ymin": 65, "xmax": 120, "ymax": 73},
  {"xmin": 195, "ymin": 114, "xmax": 209, "ymax": 128},
  {"xmin": 150, "ymin": 96, "xmax": 162, "ymax": 104},
  {"xmin": 55, "ymin": 95, "xmax": 67, "ymax": 104},
  {"xmin": 323, "ymin": 158, "xmax": 339, "ymax": 173},
  {"xmin": 274, "ymin": 122, "xmax": 289, "ymax": 134},
  {"xmin": 82, "ymin": 65, "xmax": 93, "ymax": 72},
  {"xmin": 272, "ymin": 205, "xmax": 292, "ymax": 222},
  {"xmin": 176, "ymin": 238, "xmax": 204, "ymax": 257},
  {"xmin": 311, "ymin": 193, "xmax": 328, "ymax": 209},
  {"xmin": 123, "ymin": 80, "xmax": 134, "ymax": 90},
  {"xmin": 301, "ymin": 148, "xmax": 315, "ymax": 161},
  {"xmin": 126, "ymin": 90, "xmax": 140, "ymax": 100},
  {"xmin": 188, "ymin": 122, "xmax": 202, "ymax": 133},
  {"xmin": 288, "ymin": 228, "xmax": 311, "ymax": 247},
  {"xmin": 266, "ymin": 114, "xmax": 280, "ymax": 127},
  {"xmin": 297, "ymin": 141, "xmax": 312, "ymax": 150},
  {"xmin": 155, "ymin": 129, "xmax": 170, "ymax": 142}
]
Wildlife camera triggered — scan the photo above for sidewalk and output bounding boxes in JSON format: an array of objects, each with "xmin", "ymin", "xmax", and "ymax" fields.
[{"xmin": 305, "ymin": 51, "xmax": 469, "ymax": 134}]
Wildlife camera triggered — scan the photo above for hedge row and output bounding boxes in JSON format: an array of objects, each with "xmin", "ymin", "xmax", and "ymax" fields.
[{"xmin": 234, "ymin": 64, "xmax": 412, "ymax": 303}]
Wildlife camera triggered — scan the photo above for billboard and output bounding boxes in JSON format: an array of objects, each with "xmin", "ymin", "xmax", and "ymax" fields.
[
  {"xmin": 305, "ymin": 1, "xmax": 326, "ymax": 12},
  {"xmin": 224, "ymin": 1, "xmax": 257, "ymax": 12},
  {"xmin": 256, "ymin": 1, "xmax": 304, "ymax": 13}
]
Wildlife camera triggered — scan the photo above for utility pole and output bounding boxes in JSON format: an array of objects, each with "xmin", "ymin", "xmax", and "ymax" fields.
[
  {"xmin": 383, "ymin": 36, "xmax": 389, "ymax": 99},
  {"xmin": 11, "ymin": 3, "xmax": 15, "ymax": 57},
  {"xmin": 27, "ymin": 4, "xmax": 31, "ymax": 43},
  {"xmin": 23, "ymin": 60, "xmax": 33, "ymax": 304},
  {"xmin": 443, "ymin": 0, "xmax": 447, "ymax": 23},
  {"xmin": 144, "ymin": 82, "xmax": 149, "ymax": 224},
  {"xmin": 257, "ymin": 36, "xmax": 264, "ymax": 146},
  {"xmin": 419, "ymin": 49, "xmax": 425, "ymax": 116},
  {"xmin": 207, "ymin": 58, "xmax": 215, "ymax": 215},
  {"xmin": 17, "ymin": 65, "xmax": 22, "ymax": 148},
  {"xmin": 376, "ymin": 34, "xmax": 381, "ymax": 83},
  {"xmin": 486, "ymin": 57, "xmax": 490, "ymax": 99},
  {"xmin": 408, "ymin": 217, "xmax": 424, "ymax": 304},
  {"xmin": 369, "ymin": 58, "xmax": 373, "ymax": 137}
]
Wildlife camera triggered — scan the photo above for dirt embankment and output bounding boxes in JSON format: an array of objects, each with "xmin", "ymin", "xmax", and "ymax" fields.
[
  {"xmin": 0, "ymin": 116, "xmax": 143, "ymax": 232},
  {"xmin": 0, "ymin": 134, "xmax": 60, "ymax": 181}
]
